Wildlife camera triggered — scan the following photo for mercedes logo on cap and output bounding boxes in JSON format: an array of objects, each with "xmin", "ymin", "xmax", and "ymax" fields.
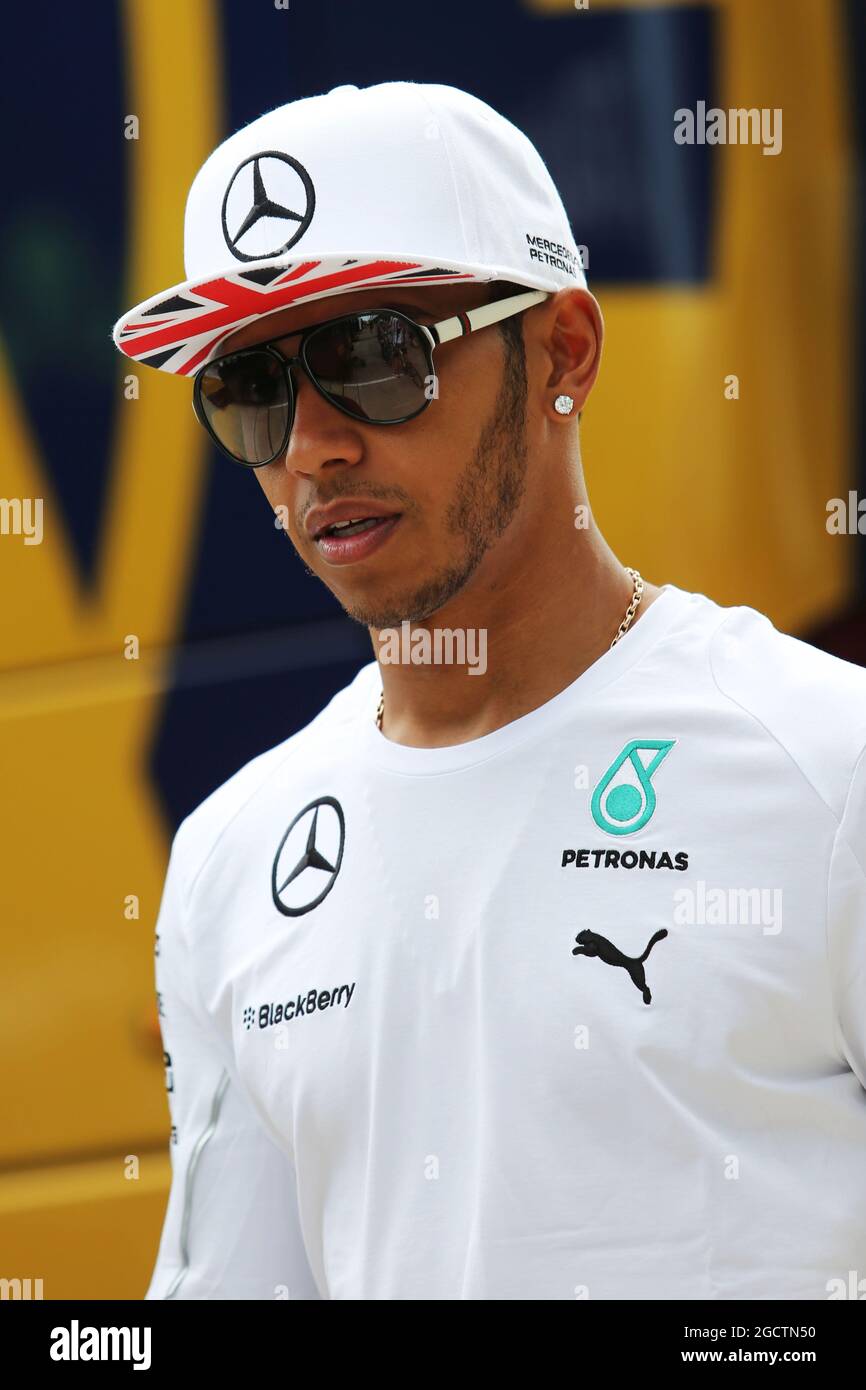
[
  {"xmin": 271, "ymin": 796, "xmax": 345, "ymax": 917},
  {"xmin": 222, "ymin": 150, "xmax": 316, "ymax": 262}
]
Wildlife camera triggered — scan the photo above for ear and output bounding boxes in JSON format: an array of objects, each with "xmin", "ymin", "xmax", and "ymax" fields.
[{"xmin": 543, "ymin": 289, "xmax": 604, "ymax": 414}]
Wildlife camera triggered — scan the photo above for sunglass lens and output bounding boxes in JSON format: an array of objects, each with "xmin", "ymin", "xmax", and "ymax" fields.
[
  {"xmin": 304, "ymin": 312, "xmax": 429, "ymax": 421},
  {"xmin": 197, "ymin": 350, "xmax": 289, "ymax": 464}
]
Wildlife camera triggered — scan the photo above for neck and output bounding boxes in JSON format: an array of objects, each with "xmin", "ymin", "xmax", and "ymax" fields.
[{"xmin": 370, "ymin": 511, "xmax": 663, "ymax": 749}]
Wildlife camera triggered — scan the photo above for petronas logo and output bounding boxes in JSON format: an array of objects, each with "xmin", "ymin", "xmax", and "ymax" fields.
[{"xmin": 590, "ymin": 740, "xmax": 676, "ymax": 836}]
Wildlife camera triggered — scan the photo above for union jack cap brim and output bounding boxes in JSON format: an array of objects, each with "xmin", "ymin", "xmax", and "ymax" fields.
[{"xmin": 111, "ymin": 252, "xmax": 490, "ymax": 377}]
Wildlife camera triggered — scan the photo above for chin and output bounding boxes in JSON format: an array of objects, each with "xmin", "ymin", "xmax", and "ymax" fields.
[
  {"xmin": 333, "ymin": 581, "xmax": 447, "ymax": 631},
  {"xmin": 339, "ymin": 596, "xmax": 432, "ymax": 630},
  {"xmin": 327, "ymin": 552, "xmax": 480, "ymax": 632}
]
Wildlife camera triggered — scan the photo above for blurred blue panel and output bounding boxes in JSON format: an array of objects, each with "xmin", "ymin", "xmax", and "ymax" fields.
[
  {"xmin": 153, "ymin": 634, "xmax": 372, "ymax": 825},
  {"xmin": 217, "ymin": 0, "xmax": 714, "ymax": 285},
  {"xmin": 0, "ymin": 4, "xmax": 124, "ymax": 587}
]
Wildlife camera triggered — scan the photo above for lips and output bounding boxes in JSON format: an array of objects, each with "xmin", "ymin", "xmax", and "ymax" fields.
[
  {"xmin": 318, "ymin": 516, "xmax": 386, "ymax": 539},
  {"xmin": 314, "ymin": 514, "xmax": 402, "ymax": 566},
  {"xmin": 304, "ymin": 500, "xmax": 402, "ymax": 541}
]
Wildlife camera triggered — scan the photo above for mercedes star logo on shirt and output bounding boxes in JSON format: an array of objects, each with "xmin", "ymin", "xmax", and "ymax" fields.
[
  {"xmin": 221, "ymin": 151, "xmax": 316, "ymax": 262},
  {"xmin": 271, "ymin": 796, "xmax": 345, "ymax": 917}
]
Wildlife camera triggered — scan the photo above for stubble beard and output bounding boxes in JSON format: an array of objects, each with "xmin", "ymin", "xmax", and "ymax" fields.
[{"xmin": 342, "ymin": 344, "xmax": 529, "ymax": 630}]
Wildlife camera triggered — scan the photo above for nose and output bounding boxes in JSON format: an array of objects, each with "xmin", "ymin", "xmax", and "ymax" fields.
[{"xmin": 280, "ymin": 360, "xmax": 366, "ymax": 477}]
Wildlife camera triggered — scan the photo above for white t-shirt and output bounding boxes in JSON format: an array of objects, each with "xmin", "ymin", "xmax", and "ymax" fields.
[{"xmin": 146, "ymin": 583, "xmax": 866, "ymax": 1300}]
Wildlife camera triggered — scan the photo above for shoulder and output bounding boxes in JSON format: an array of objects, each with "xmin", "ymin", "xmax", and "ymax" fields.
[
  {"xmin": 701, "ymin": 591, "xmax": 866, "ymax": 817},
  {"xmin": 168, "ymin": 659, "xmax": 378, "ymax": 901}
]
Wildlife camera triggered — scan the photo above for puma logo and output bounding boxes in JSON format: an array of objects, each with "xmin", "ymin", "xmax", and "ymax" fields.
[{"xmin": 572, "ymin": 928, "xmax": 668, "ymax": 1004}]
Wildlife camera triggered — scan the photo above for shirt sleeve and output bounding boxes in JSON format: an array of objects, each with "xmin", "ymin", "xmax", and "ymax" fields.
[
  {"xmin": 827, "ymin": 745, "xmax": 866, "ymax": 1091},
  {"xmin": 146, "ymin": 823, "xmax": 322, "ymax": 1300}
]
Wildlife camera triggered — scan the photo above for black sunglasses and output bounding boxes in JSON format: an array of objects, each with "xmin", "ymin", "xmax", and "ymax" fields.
[{"xmin": 191, "ymin": 289, "xmax": 548, "ymax": 466}]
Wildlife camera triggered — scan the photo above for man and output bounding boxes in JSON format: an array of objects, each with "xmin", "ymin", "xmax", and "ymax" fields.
[{"xmin": 113, "ymin": 81, "xmax": 866, "ymax": 1300}]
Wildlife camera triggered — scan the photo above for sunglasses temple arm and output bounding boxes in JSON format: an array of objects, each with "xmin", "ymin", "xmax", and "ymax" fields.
[{"xmin": 429, "ymin": 289, "xmax": 550, "ymax": 346}]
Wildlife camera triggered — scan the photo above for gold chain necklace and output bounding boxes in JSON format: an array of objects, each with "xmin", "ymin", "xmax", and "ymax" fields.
[{"xmin": 375, "ymin": 567, "xmax": 644, "ymax": 731}]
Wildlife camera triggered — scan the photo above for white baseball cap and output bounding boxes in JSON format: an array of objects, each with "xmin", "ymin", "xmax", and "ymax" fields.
[{"xmin": 112, "ymin": 80, "xmax": 586, "ymax": 377}]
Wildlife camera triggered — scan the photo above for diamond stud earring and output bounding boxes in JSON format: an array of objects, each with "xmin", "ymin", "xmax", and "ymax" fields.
[{"xmin": 554, "ymin": 394, "xmax": 574, "ymax": 415}]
